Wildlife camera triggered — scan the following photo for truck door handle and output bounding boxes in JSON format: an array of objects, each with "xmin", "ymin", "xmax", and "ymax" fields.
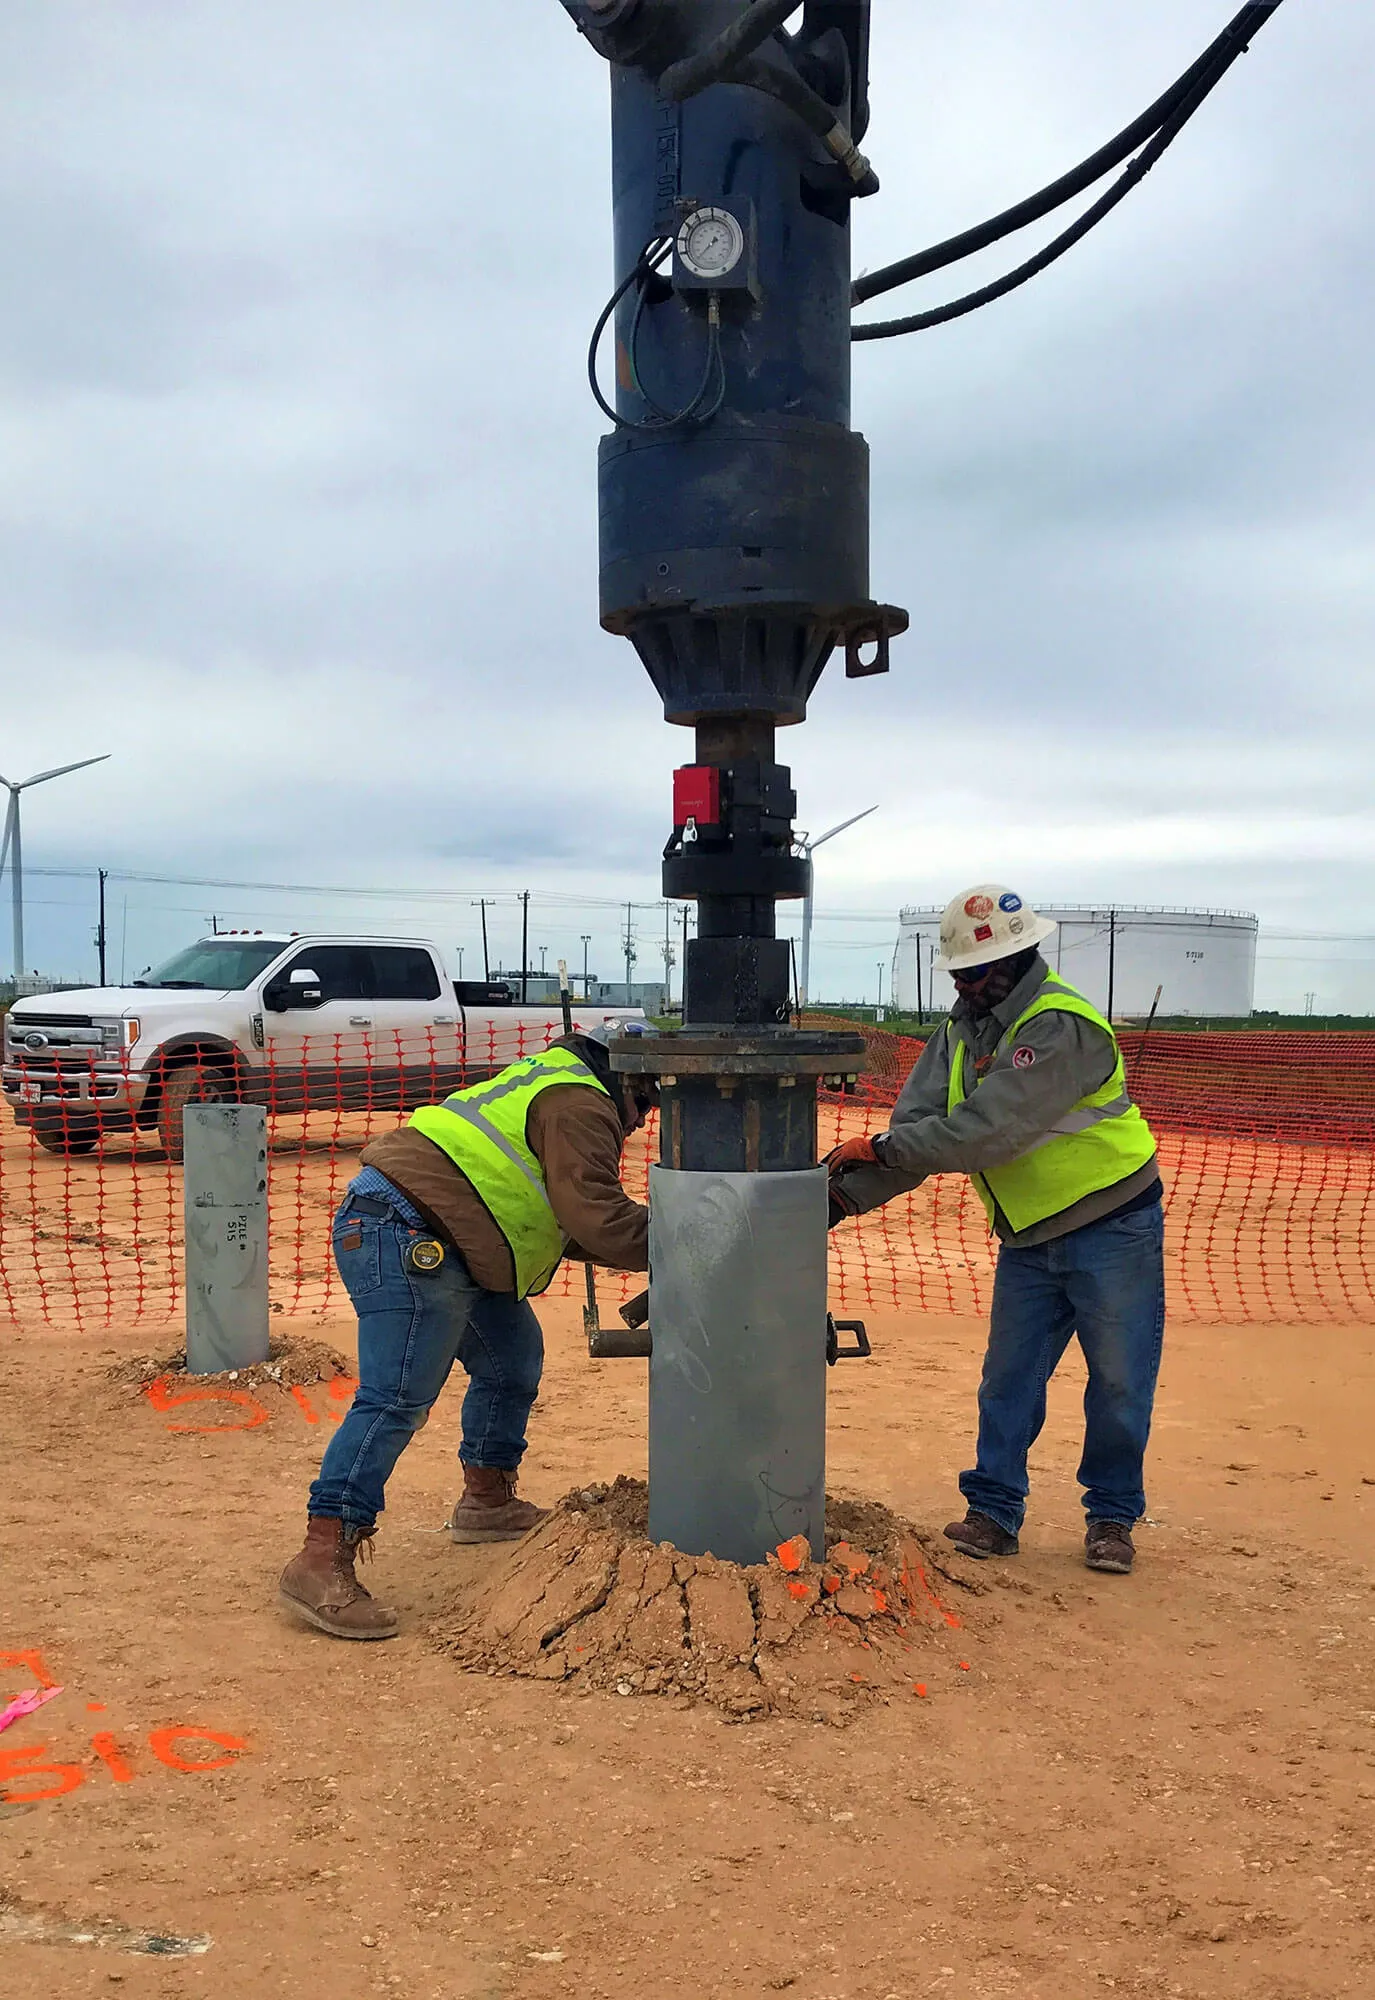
[
  {"xmin": 349, "ymin": 1015, "xmax": 373, "ymax": 1026},
  {"xmin": 432, "ymin": 1015, "xmax": 455, "ymax": 1025}
]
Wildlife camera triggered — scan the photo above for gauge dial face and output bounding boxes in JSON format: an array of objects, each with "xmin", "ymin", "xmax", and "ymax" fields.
[{"xmin": 677, "ymin": 207, "xmax": 745, "ymax": 281}]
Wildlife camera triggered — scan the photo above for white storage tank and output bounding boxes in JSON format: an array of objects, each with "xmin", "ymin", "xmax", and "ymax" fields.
[{"xmin": 893, "ymin": 905, "xmax": 1258, "ymax": 1020}]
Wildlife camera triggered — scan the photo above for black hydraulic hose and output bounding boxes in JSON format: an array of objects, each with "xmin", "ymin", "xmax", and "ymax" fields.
[
  {"xmin": 586, "ymin": 239, "xmax": 672, "ymax": 429},
  {"xmin": 853, "ymin": 9, "xmax": 1282, "ymax": 343},
  {"xmin": 589, "ymin": 239, "xmax": 724, "ymax": 430},
  {"xmin": 658, "ymin": 0, "xmax": 801, "ymax": 103},
  {"xmin": 852, "ymin": 1, "xmax": 1286, "ymax": 308},
  {"xmin": 733, "ymin": 53, "xmax": 879, "ymax": 194}
]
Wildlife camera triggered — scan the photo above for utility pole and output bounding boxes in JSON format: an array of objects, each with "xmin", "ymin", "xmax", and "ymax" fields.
[
  {"xmin": 580, "ymin": 934, "xmax": 592, "ymax": 998},
  {"xmin": 876, "ymin": 961, "xmax": 885, "ymax": 1014},
  {"xmin": 539, "ymin": 944, "xmax": 548, "ymax": 978},
  {"xmin": 1107, "ymin": 909, "xmax": 1117, "ymax": 1021},
  {"xmin": 520, "ymin": 891, "xmax": 530, "ymax": 1004},
  {"xmin": 797, "ymin": 806, "xmax": 878, "ymax": 1009},
  {"xmin": 0, "ymin": 753, "xmax": 111, "ymax": 981},
  {"xmin": 661, "ymin": 901, "xmax": 675, "ymax": 1010},
  {"xmin": 622, "ymin": 902, "xmax": 636, "ymax": 1006},
  {"xmin": 457, "ymin": 945, "xmax": 465, "ymax": 980},
  {"xmin": 473, "ymin": 899, "xmax": 491, "ymax": 981},
  {"xmin": 96, "ymin": 868, "xmax": 108, "ymax": 985}
]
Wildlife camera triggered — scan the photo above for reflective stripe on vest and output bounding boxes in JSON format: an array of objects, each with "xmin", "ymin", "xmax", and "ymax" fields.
[
  {"xmin": 407, "ymin": 1047, "xmax": 610, "ymax": 1299},
  {"xmin": 946, "ymin": 972, "xmax": 1157, "ymax": 1234}
]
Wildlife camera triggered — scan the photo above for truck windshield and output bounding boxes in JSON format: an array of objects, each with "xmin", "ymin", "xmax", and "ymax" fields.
[{"xmin": 132, "ymin": 940, "xmax": 285, "ymax": 991}]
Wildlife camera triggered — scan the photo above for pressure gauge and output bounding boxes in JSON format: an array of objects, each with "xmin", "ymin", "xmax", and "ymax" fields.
[{"xmin": 676, "ymin": 206, "xmax": 746, "ymax": 282}]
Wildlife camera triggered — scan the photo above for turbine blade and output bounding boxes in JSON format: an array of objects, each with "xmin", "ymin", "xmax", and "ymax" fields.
[
  {"xmin": 810, "ymin": 804, "xmax": 879, "ymax": 850},
  {"xmin": 18, "ymin": 752, "xmax": 112, "ymax": 788},
  {"xmin": 0, "ymin": 793, "xmax": 15, "ymax": 878}
]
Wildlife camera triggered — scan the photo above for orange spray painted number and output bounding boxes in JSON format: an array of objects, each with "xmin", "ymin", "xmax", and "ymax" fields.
[
  {"xmin": 142, "ymin": 1377, "xmax": 357, "ymax": 1434},
  {"xmin": 0, "ymin": 1648, "xmax": 250, "ymax": 1806}
]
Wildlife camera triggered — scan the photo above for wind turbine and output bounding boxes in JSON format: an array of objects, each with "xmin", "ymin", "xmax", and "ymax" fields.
[
  {"xmin": 0, "ymin": 755, "xmax": 111, "ymax": 983},
  {"xmin": 795, "ymin": 805, "xmax": 878, "ymax": 1010}
]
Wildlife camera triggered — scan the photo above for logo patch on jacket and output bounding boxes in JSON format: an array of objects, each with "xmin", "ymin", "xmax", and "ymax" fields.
[{"xmin": 1012, "ymin": 1046, "xmax": 1037, "ymax": 1069}]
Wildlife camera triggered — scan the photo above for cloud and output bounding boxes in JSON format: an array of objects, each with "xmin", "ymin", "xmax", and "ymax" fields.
[{"xmin": 2, "ymin": 0, "xmax": 1371, "ymax": 1015}]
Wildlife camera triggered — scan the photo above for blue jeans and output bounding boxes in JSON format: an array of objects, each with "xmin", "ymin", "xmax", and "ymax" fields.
[
  {"xmin": 309, "ymin": 1189, "xmax": 544, "ymax": 1533},
  {"xmin": 959, "ymin": 1201, "xmax": 1166, "ymax": 1536}
]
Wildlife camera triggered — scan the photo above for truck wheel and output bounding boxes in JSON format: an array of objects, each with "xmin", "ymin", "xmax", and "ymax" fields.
[
  {"xmin": 33, "ymin": 1129, "xmax": 98, "ymax": 1157},
  {"xmin": 157, "ymin": 1065, "xmax": 233, "ymax": 1162}
]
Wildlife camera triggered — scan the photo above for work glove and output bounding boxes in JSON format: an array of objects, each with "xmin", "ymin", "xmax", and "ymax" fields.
[
  {"xmin": 829, "ymin": 1186, "xmax": 860, "ymax": 1229},
  {"xmin": 824, "ymin": 1135, "xmax": 882, "ymax": 1174}
]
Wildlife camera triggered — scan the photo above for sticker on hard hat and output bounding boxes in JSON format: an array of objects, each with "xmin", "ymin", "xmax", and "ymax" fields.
[
  {"xmin": 964, "ymin": 895, "xmax": 995, "ymax": 920},
  {"xmin": 1008, "ymin": 915, "xmax": 1024, "ymax": 935},
  {"xmin": 973, "ymin": 923, "xmax": 993, "ymax": 943},
  {"xmin": 1012, "ymin": 1046, "xmax": 1037, "ymax": 1069},
  {"xmin": 998, "ymin": 892, "xmax": 1023, "ymax": 913}
]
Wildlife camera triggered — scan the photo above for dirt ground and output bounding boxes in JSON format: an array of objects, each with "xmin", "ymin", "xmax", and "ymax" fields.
[{"xmin": 3, "ymin": 1278, "xmax": 1374, "ymax": 2000}]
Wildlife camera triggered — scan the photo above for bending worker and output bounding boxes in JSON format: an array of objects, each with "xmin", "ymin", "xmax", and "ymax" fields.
[
  {"xmin": 828, "ymin": 887, "xmax": 1164, "ymax": 1575},
  {"xmin": 279, "ymin": 1026, "xmax": 653, "ymax": 1640}
]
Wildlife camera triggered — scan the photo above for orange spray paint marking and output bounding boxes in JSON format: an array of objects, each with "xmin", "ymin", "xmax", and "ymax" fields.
[
  {"xmin": 958, "ymin": 1661, "xmax": 971, "ymax": 1672},
  {"xmin": 821, "ymin": 1573, "xmax": 841, "ymax": 1595},
  {"xmin": 90, "ymin": 1733, "xmax": 136, "ymax": 1783},
  {"xmin": 911, "ymin": 1559, "xmax": 962, "ymax": 1630},
  {"xmin": 146, "ymin": 1727, "xmax": 248, "ymax": 1773},
  {"xmin": 289, "ymin": 1386, "xmax": 320, "ymax": 1425},
  {"xmin": 0, "ymin": 1744, "xmax": 85, "ymax": 1802},
  {"xmin": 774, "ymin": 1536, "xmax": 808, "ymax": 1574},
  {"xmin": 144, "ymin": 1375, "xmax": 269, "ymax": 1434},
  {"xmin": 913, "ymin": 1683, "xmax": 928, "ymax": 1698},
  {"xmin": 86, "ymin": 1703, "xmax": 106, "ymax": 1714},
  {"xmin": 786, "ymin": 1581, "xmax": 811, "ymax": 1602},
  {"xmin": 326, "ymin": 1378, "xmax": 359, "ymax": 1423},
  {"xmin": 871, "ymin": 1588, "xmax": 888, "ymax": 1614},
  {"xmin": 0, "ymin": 1651, "xmax": 60, "ymax": 1693}
]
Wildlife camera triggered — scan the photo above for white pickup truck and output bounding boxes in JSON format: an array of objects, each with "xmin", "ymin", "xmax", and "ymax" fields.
[{"xmin": 2, "ymin": 932, "xmax": 644, "ymax": 1159}]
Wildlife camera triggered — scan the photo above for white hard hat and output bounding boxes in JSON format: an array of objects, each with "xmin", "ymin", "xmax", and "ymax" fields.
[{"xmin": 933, "ymin": 885, "xmax": 1057, "ymax": 973}]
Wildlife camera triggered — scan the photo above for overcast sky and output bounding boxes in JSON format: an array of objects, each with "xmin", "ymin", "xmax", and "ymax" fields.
[{"xmin": 3, "ymin": 0, "xmax": 1371, "ymax": 1009}]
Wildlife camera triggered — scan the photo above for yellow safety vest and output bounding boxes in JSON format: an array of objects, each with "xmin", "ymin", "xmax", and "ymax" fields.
[
  {"xmin": 947, "ymin": 972, "xmax": 1157, "ymax": 1234},
  {"xmin": 408, "ymin": 1047, "xmax": 611, "ymax": 1299}
]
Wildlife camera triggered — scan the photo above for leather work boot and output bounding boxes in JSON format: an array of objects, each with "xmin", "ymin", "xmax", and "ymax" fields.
[
  {"xmin": 1085, "ymin": 1519, "xmax": 1136, "ymax": 1574},
  {"xmin": 943, "ymin": 1510, "xmax": 1020, "ymax": 1560},
  {"xmin": 278, "ymin": 1516, "xmax": 400, "ymax": 1640},
  {"xmin": 449, "ymin": 1465, "xmax": 549, "ymax": 1545}
]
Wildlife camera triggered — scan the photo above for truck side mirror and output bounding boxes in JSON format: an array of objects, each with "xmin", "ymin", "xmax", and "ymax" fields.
[{"xmin": 278, "ymin": 966, "xmax": 324, "ymax": 1010}]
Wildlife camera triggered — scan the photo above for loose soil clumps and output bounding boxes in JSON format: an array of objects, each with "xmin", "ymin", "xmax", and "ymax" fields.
[
  {"xmin": 433, "ymin": 1477, "xmax": 979, "ymax": 1723},
  {"xmin": 107, "ymin": 1333, "xmax": 350, "ymax": 1393}
]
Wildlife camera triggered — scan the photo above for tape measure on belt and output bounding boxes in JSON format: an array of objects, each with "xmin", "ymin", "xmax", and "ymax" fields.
[{"xmin": 406, "ymin": 1238, "xmax": 447, "ymax": 1274}]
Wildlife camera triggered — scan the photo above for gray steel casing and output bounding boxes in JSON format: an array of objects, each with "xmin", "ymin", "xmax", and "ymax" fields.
[
  {"xmin": 183, "ymin": 1104, "xmax": 270, "ymax": 1375},
  {"xmin": 647, "ymin": 1164, "xmax": 827, "ymax": 1564}
]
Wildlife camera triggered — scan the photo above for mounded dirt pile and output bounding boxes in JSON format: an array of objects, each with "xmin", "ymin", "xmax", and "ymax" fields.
[
  {"xmin": 107, "ymin": 1333, "xmax": 351, "ymax": 1393},
  {"xmin": 432, "ymin": 1477, "xmax": 981, "ymax": 1724}
]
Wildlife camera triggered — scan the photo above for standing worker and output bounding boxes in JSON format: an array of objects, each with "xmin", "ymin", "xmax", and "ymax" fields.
[
  {"xmin": 828, "ymin": 887, "xmax": 1164, "ymax": 1574},
  {"xmin": 279, "ymin": 1026, "xmax": 655, "ymax": 1640}
]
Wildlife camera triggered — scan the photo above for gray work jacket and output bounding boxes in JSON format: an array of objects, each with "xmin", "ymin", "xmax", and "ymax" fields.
[{"xmin": 839, "ymin": 955, "xmax": 1161, "ymax": 1247}]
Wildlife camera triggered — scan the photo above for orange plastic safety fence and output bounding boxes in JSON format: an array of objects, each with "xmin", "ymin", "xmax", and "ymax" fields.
[{"xmin": 2, "ymin": 1026, "xmax": 1373, "ymax": 1330}]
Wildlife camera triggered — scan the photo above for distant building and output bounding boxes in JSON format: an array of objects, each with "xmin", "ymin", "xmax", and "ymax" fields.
[
  {"xmin": 893, "ymin": 905, "xmax": 1258, "ymax": 1020},
  {"xmin": 491, "ymin": 971, "xmax": 669, "ymax": 1015}
]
